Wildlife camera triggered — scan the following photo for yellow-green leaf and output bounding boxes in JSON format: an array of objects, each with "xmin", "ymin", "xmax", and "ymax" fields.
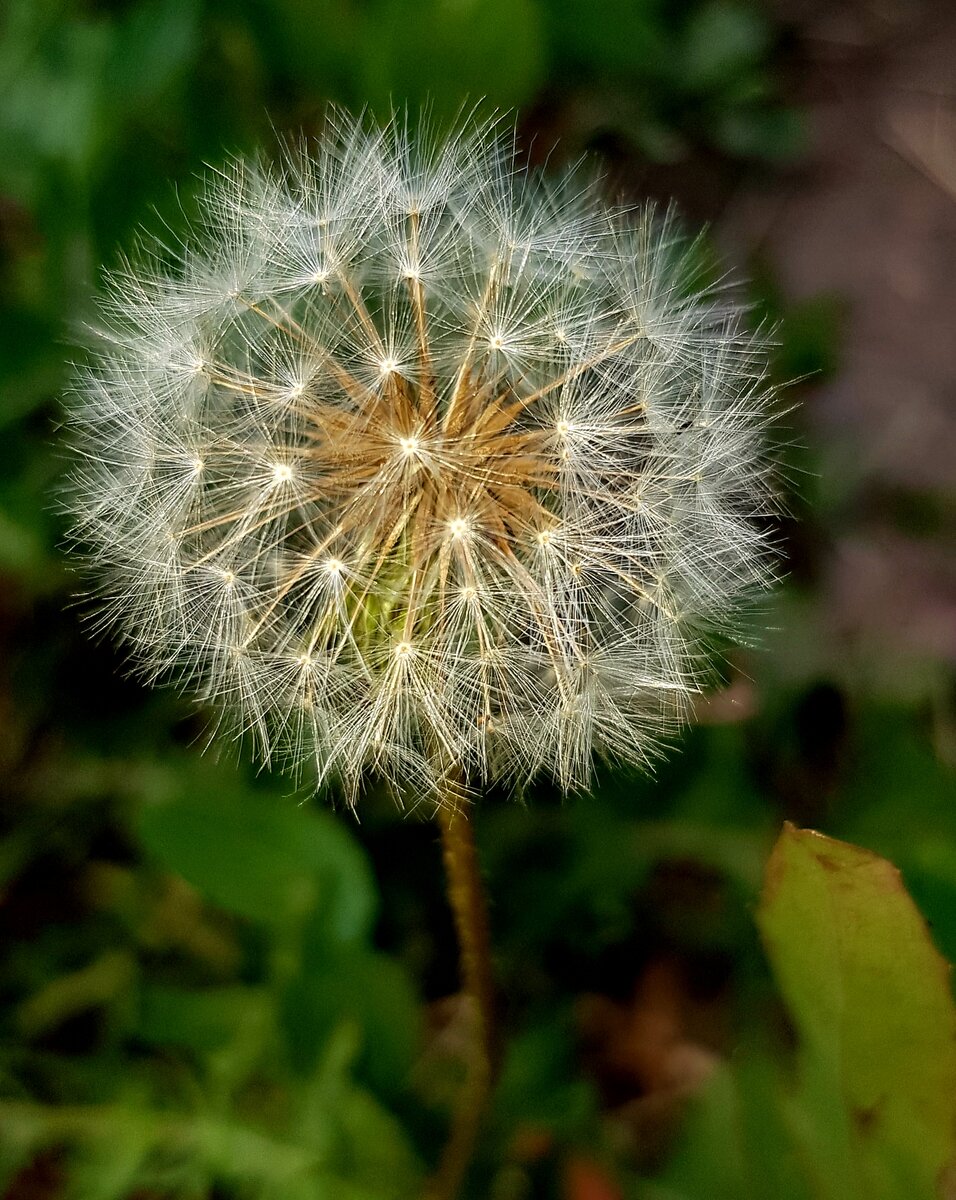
[{"xmin": 758, "ymin": 823, "xmax": 956, "ymax": 1200}]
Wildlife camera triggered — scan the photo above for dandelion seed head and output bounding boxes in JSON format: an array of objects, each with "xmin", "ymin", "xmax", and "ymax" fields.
[{"xmin": 65, "ymin": 110, "xmax": 780, "ymax": 804}]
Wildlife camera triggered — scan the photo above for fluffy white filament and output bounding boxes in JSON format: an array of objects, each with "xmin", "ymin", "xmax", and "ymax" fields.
[{"xmin": 67, "ymin": 111, "xmax": 778, "ymax": 803}]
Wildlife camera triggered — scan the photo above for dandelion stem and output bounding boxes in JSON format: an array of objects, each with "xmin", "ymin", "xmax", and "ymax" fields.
[{"xmin": 428, "ymin": 796, "xmax": 498, "ymax": 1200}]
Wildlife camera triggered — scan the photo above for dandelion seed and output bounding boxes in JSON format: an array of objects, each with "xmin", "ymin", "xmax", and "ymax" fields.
[{"xmin": 65, "ymin": 110, "xmax": 779, "ymax": 804}]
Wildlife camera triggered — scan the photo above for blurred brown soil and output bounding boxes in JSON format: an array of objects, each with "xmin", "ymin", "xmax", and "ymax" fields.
[{"xmin": 722, "ymin": 0, "xmax": 956, "ymax": 686}]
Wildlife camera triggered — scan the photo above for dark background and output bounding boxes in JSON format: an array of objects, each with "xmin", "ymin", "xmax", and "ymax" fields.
[{"xmin": 1, "ymin": 1, "xmax": 954, "ymax": 1197}]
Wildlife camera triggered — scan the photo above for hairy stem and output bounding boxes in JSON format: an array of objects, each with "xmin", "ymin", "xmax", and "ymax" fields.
[{"xmin": 427, "ymin": 798, "xmax": 498, "ymax": 1200}]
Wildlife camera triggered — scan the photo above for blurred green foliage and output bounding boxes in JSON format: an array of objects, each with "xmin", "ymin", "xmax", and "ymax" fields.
[
  {"xmin": 2, "ymin": 1, "xmax": 955, "ymax": 1199},
  {"xmin": 0, "ymin": 757, "xmax": 425, "ymax": 1199}
]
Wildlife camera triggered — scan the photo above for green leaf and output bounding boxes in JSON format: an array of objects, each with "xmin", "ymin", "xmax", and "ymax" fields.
[
  {"xmin": 136, "ymin": 984, "xmax": 271, "ymax": 1056},
  {"xmin": 758, "ymin": 824, "xmax": 956, "ymax": 1199},
  {"xmin": 656, "ymin": 1056, "xmax": 817, "ymax": 1200},
  {"xmin": 493, "ymin": 1013, "xmax": 597, "ymax": 1139},
  {"xmin": 332, "ymin": 1085, "xmax": 423, "ymax": 1199},
  {"xmin": 0, "ymin": 505, "xmax": 53, "ymax": 586},
  {"xmin": 291, "ymin": 1023, "xmax": 423, "ymax": 1199},
  {"xmin": 680, "ymin": 2, "xmax": 769, "ymax": 92},
  {"xmin": 16, "ymin": 950, "xmax": 136, "ymax": 1039},
  {"xmin": 360, "ymin": 0, "xmax": 546, "ymax": 117},
  {"xmin": 283, "ymin": 947, "xmax": 420, "ymax": 1097},
  {"xmin": 714, "ymin": 104, "xmax": 805, "ymax": 163},
  {"xmin": 0, "ymin": 312, "xmax": 63, "ymax": 430},
  {"xmin": 653, "ymin": 1065, "xmax": 749, "ymax": 1200},
  {"xmin": 0, "ymin": 2, "xmax": 112, "ymax": 183},
  {"xmin": 250, "ymin": 0, "xmax": 361, "ymax": 100},
  {"xmin": 548, "ymin": 0, "xmax": 666, "ymax": 78},
  {"xmin": 65, "ymin": 1115, "xmax": 155, "ymax": 1200},
  {"xmin": 137, "ymin": 774, "xmax": 376, "ymax": 937},
  {"xmin": 107, "ymin": 0, "xmax": 200, "ymax": 108}
]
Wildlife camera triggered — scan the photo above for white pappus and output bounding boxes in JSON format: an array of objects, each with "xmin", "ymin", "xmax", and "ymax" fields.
[{"xmin": 65, "ymin": 110, "xmax": 780, "ymax": 805}]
